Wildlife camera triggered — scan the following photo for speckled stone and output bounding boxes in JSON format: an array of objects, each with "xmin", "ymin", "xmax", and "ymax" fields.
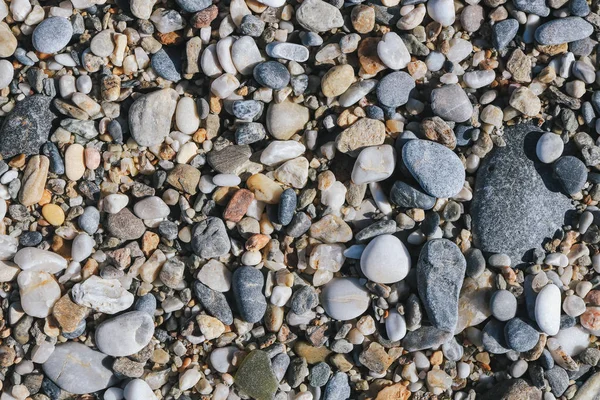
[
  {"xmin": 471, "ymin": 124, "xmax": 573, "ymax": 266},
  {"xmin": 535, "ymin": 17, "xmax": 594, "ymax": 45}
]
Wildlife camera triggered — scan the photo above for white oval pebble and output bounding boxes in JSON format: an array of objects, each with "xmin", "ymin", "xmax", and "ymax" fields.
[
  {"xmin": 14, "ymin": 247, "xmax": 68, "ymax": 273},
  {"xmin": 124, "ymin": 379, "xmax": 157, "ymax": 400},
  {"xmin": 386, "ymin": 309, "xmax": 407, "ymax": 341},
  {"xmin": 0, "ymin": 59, "xmax": 12, "ymax": 89},
  {"xmin": 175, "ymin": 97, "xmax": 200, "ymax": 135},
  {"xmin": 535, "ymin": 283, "xmax": 561, "ymax": 336},
  {"xmin": 321, "ymin": 278, "xmax": 370, "ymax": 320},
  {"xmin": 360, "ymin": 234, "xmax": 411, "ymax": 284},
  {"xmin": 536, "ymin": 132, "xmax": 564, "ymax": 164}
]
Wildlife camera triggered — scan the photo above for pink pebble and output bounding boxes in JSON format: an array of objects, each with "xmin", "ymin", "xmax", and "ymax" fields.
[{"xmin": 84, "ymin": 147, "xmax": 101, "ymax": 170}]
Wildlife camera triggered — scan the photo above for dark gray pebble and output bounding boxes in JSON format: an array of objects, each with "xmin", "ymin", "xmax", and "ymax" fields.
[
  {"xmin": 151, "ymin": 48, "xmax": 182, "ymax": 82},
  {"xmin": 389, "ymin": 181, "xmax": 436, "ymax": 210},
  {"xmin": 253, "ymin": 61, "xmax": 290, "ymax": 90},
  {"xmin": 504, "ymin": 318, "xmax": 539, "ymax": 352},
  {"xmin": 278, "ymin": 189, "xmax": 297, "ymax": 226},
  {"xmin": 376, "ymin": 71, "xmax": 415, "ymax": 108},
  {"xmin": 492, "ymin": 18, "xmax": 519, "ymax": 50},
  {"xmin": 232, "ymin": 266, "xmax": 267, "ymax": 323},
  {"xmin": 553, "ymin": 156, "xmax": 587, "ymax": 195},
  {"xmin": 193, "ymin": 281, "xmax": 234, "ymax": 325}
]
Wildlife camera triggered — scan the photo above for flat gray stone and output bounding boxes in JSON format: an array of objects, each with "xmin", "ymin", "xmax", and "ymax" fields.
[
  {"xmin": 535, "ymin": 17, "xmax": 594, "ymax": 45},
  {"xmin": 471, "ymin": 124, "xmax": 574, "ymax": 266},
  {"xmin": 43, "ymin": 342, "xmax": 118, "ymax": 394},
  {"xmin": 128, "ymin": 88, "xmax": 178, "ymax": 147}
]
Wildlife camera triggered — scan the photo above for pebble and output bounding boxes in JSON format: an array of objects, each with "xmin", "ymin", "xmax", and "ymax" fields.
[
  {"xmin": 176, "ymin": 97, "xmax": 200, "ymax": 135},
  {"xmin": 417, "ymin": 239, "xmax": 466, "ymax": 332},
  {"xmin": 386, "ymin": 309, "xmax": 407, "ymax": 341},
  {"xmin": 134, "ymin": 196, "xmax": 170, "ymax": 219},
  {"xmin": 403, "ymin": 139, "xmax": 465, "ymax": 198},
  {"xmin": 377, "ymin": 32, "xmax": 410, "ymax": 70},
  {"xmin": 390, "ymin": 181, "xmax": 436, "ymax": 210},
  {"xmin": 95, "ymin": 311, "xmax": 154, "ymax": 356},
  {"xmin": 71, "ymin": 233, "xmax": 94, "ymax": 262},
  {"xmin": 235, "ymin": 350, "xmax": 279, "ymax": 400},
  {"xmin": 376, "ymin": 71, "xmax": 415, "ymax": 107},
  {"xmin": 536, "ymin": 132, "xmax": 564, "ymax": 163},
  {"xmin": 43, "ymin": 342, "xmax": 117, "ymax": 394},
  {"xmin": 535, "ymin": 17, "xmax": 594, "ymax": 45},
  {"xmin": 71, "ymin": 275, "xmax": 135, "ymax": 314},
  {"xmin": 232, "ymin": 266, "xmax": 267, "ymax": 323},
  {"xmin": 430, "ymin": 84, "xmax": 473, "ymax": 122},
  {"xmin": 504, "ymin": 318, "xmax": 540, "ymax": 352},
  {"xmin": 0, "ymin": 59, "xmax": 13, "ymax": 89},
  {"xmin": 321, "ymin": 278, "xmax": 370, "ymax": 320},
  {"xmin": 124, "ymin": 379, "xmax": 157, "ymax": 400},
  {"xmin": 65, "ymin": 143, "xmax": 85, "ymax": 181},
  {"xmin": 32, "ymin": 17, "xmax": 72, "ymax": 54},
  {"xmin": 266, "ymin": 100, "xmax": 310, "ymax": 140},
  {"xmin": 266, "ymin": 42, "xmax": 309, "ymax": 62},
  {"xmin": 360, "ymin": 234, "xmax": 411, "ymax": 284},
  {"xmin": 192, "ymin": 217, "xmax": 231, "ymax": 259},
  {"xmin": 14, "ymin": 247, "xmax": 67, "ymax": 273},
  {"xmin": 254, "ymin": 61, "xmax": 290, "ymax": 90},
  {"xmin": 106, "ymin": 208, "xmax": 146, "ymax": 240},
  {"xmin": 492, "ymin": 18, "xmax": 519, "ymax": 50},
  {"xmin": 351, "ymin": 145, "xmax": 395, "ymax": 185},
  {"xmin": 278, "ymin": 188, "xmax": 296, "ymax": 226},
  {"xmin": 193, "ymin": 282, "xmax": 234, "ymax": 325},
  {"xmin": 553, "ymin": 156, "xmax": 588, "ymax": 195},
  {"xmin": 535, "ymin": 284, "xmax": 561, "ymax": 336},
  {"xmin": 129, "ymin": 88, "xmax": 179, "ymax": 147},
  {"xmin": 18, "ymin": 271, "xmax": 61, "ymax": 318},
  {"xmin": 490, "ymin": 290, "xmax": 517, "ymax": 321},
  {"xmin": 296, "ymin": 0, "xmax": 344, "ymax": 32}
]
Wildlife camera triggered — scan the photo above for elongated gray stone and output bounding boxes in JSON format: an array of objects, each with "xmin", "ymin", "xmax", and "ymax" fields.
[{"xmin": 535, "ymin": 17, "xmax": 594, "ymax": 45}]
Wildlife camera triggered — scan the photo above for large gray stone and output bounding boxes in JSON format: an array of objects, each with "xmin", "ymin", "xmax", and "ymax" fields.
[
  {"xmin": 479, "ymin": 379, "xmax": 542, "ymax": 400},
  {"xmin": 471, "ymin": 124, "xmax": 573, "ymax": 266},
  {"xmin": 128, "ymin": 88, "xmax": 178, "ymax": 147},
  {"xmin": 0, "ymin": 95, "xmax": 55, "ymax": 158},
  {"xmin": 43, "ymin": 342, "xmax": 118, "ymax": 394}
]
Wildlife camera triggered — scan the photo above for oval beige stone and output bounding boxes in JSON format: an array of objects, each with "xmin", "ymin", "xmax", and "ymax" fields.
[
  {"xmin": 65, "ymin": 143, "xmax": 86, "ymax": 181},
  {"xmin": 0, "ymin": 22, "xmax": 17, "ymax": 58},
  {"xmin": 266, "ymin": 100, "xmax": 309, "ymax": 140},
  {"xmin": 19, "ymin": 155, "xmax": 49, "ymax": 206},
  {"xmin": 246, "ymin": 173, "xmax": 283, "ymax": 204},
  {"xmin": 321, "ymin": 64, "xmax": 354, "ymax": 98}
]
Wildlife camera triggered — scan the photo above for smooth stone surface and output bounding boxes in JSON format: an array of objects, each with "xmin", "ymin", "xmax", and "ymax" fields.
[
  {"xmin": 232, "ymin": 266, "xmax": 267, "ymax": 323},
  {"xmin": 504, "ymin": 318, "xmax": 540, "ymax": 352},
  {"xmin": 106, "ymin": 208, "xmax": 146, "ymax": 240},
  {"xmin": 321, "ymin": 278, "xmax": 370, "ymax": 320},
  {"xmin": 193, "ymin": 281, "xmax": 234, "ymax": 325},
  {"xmin": 0, "ymin": 95, "xmax": 54, "ymax": 158},
  {"xmin": 253, "ymin": 61, "xmax": 290, "ymax": 90},
  {"xmin": 18, "ymin": 271, "xmax": 61, "ymax": 318},
  {"xmin": 129, "ymin": 88, "xmax": 178, "ymax": 147},
  {"xmin": 14, "ymin": 248, "xmax": 67, "ymax": 273},
  {"xmin": 490, "ymin": 289, "xmax": 517, "ymax": 321},
  {"xmin": 134, "ymin": 196, "xmax": 170, "ymax": 220},
  {"xmin": 152, "ymin": 48, "xmax": 182, "ymax": 82},
  {"xmin": 266, "ymin": 100, "xmax": 309, "ymax": 140},
  {"xmin": 235, "ymin": 350, "xmax": 278, "ymax": 400},
  {"xmin": 390, "ymin": 181, "xmax": 437, "ymax": 210},
  {"xmin": 417, "ymin": 239, "xmax": 466, "ymax": 333},
  {"xmin": 296, "ymin": 0, "xmax": 344, "ymax": 32},
  {"xmin": 536, "ymin": 132, "xmax": 564, "ymax": 163},
  {"xmin": 492, "ymin": 18, "xmax": 519, "ymax": 50},
  {"xmin": 553, "ymin": 156, "xmax": 587, "ymax": 195},
  {"xmin": 402, "ymin": 326, "xmax": 454, "ymax": 352},
  {"xmin": 32, "ymin": 17, "xmax": 72, "ymax": 54},
  {"xmin": 360, "ymin": 234, "xmax": 411, "ymax": 284},
  {"xmin": 43, "ymin": 342, "xmax": 117, "ymax": 394},
  {"xmin": 482, "ymin": 319, "xmax": 511, "ymax": 354},
  {"xmin": 479, "ymin": 379, "xmax": 542, "ymax": 400},
  {"xmin": 402, "ymin": 139, "xmax": 465, "ymax": 198},
  {"xmin": 95, "ymin": 311, "xmax": 155, "ymax": 356},
  {"xmin": 430, "ymin": 84, "xmax": 473, "ymax": 122},
  {"xmin": 471, "ymin": 125, "xmax": 573, "ymax": 266},
  {"xmin": 192, "ymin": 217, "xmax": 231, "ymax": 259},
  {"xmin": 376, "ymin": 71, "xmax": 415, "ymax": 107},
  {"xmin": 535, "ymin": 283, "xmax": 561, "ymax": 336},
  {"xmin": 124, "ymin": 379, "xmax": 157, "ymax": 400},
  {"xmin": 351, "ymin": 145, "xmax": 396, "ymax": 185},
  {"xmin": 535, "ymin": 17, "xmax": 594, "ymax": 45}
]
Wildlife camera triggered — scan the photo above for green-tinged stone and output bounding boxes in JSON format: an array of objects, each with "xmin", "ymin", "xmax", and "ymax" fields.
[{"xmin": 235, "ymin": 350, "xmax": 278, "ymax": 400}]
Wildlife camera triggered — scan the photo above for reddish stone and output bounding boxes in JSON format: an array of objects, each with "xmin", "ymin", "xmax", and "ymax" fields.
[{"xmin": 223, "ymin": 189, "xmax": 254, "ymax": 222}]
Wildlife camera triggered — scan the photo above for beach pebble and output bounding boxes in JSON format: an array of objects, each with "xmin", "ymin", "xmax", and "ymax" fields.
[
  {"xmin": 536, "ymin": 132, "xmax": 564, "ymax": 163},
  {"xmin": 360, "ymin": 234, "xmax": 411, "ymax": 284},
  {"xmin": 32, "ymin": 17, "xmax": 72, "ymax": 54},
  {"xmin": 95, "ymin": 311, "xmax": 155, "ymax": 356},
  {"xmin": 321, "ymin": 278, "xmax": 370, "ymax": 320}
]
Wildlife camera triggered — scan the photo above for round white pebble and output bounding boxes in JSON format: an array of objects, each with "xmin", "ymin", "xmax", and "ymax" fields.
[
  {"xmin": 536, "ymin": 132, "xmax": 564, "ymax": 164},
  {"xmin": 360, "ymin": 234, "xmax": 411, "ymax": 284}
]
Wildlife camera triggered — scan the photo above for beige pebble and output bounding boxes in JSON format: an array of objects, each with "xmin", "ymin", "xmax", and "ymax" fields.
[
  {"xmin": 65, "ymin": 144, "xmax": 86, "ymax": 181},
  {"xmin": 85, "ymin": 147, "xmax": 101, "ymax": 170},
  {"xmin": 19, "ymin": 155, "xmax": 49, "ymax": 206}
]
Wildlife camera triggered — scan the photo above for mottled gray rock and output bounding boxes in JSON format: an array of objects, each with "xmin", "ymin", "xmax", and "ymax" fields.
[
  {"xmin": 129, "ymin": 88, "xmax": 178, "ymax": 147},
  {"xmin": 151, "ymin": 48, "xmax": 182, "ymax": 82},
  {"xmin": 376, "ymin": 71, "xmax": 415, "ymax": 107},
  {"xmin": 430, "ymin": 84, "xmax": 473, "ymax": 122},
  {"xmin": 492, "ymin": 19, "xmax": 519, "ymax": 50},
  {"xmin": 193, "ymin": 281, "xmax": 234, "ymax": 325},
  {"xmin": 32, "ymin": 17, "xmax": 73, "ymax": 54},
  {"xmin": 43, "ymin": 342, "xmax": 118, "ymax": 394},
  {"xmin": 553, "ymin": 156, "xmax": 588, "ymax": 195},
  {"xmin": 0, "ymin": 95, "xmax": 55, "ymax": 158},
  {"xmin": 232, "ymin": 266, "xmax": 267, "ymax": 323},
  {"xmin": 106, "ymin": 208, "xmax": 146, "ymax": 240},
  {"xmin": 479, "ymin": 379, "xmax": 542, "ymax": 400},
  {"xmin": 417, "ymin": 239, "xmax": 466, "ymax": 333},
  {"xmin": 296, "ymin": 0, "xmax": 344, "ymax": 32},
  {"xmin": 513, "ymin": 0, "xmax": 549, "ymax": 16},
  {"xmin": 323, "ymin": 372, "xmax": 351, "ymax": 400},
  {"xmin": 402, "ymin": 139, "xmax": 465, "ymax": 198},
  {"xmin": 191, "ymin": 217, "xmax": 231, "ymax": 259},
  {"xmin": 535, "ymin": 17, "xmax": 594, "ymax": 45},
  {"xmin": 402, "ymin": 326, "xmax": 454, "ymax": 352},
  {"xmin": 504, "ymin": 317, "xmax": 539, "ymax": 352},
  {"xmin": 471, "ymin": 124, "xmax": 573, "ymax": 266},
  {"xmin": 389, "ymin": 181, "xmax": 437, "ymax": 210}
]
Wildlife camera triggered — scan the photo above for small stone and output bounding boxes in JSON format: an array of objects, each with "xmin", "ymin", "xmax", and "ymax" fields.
[
  {"xmin": 134, "ymin": 196, "xmax": 170, "ymax": 220},
  {"xmin": 95, "ymin": 311, "xmax": 154, "ymax": 356},
  {"xmin": 193, "ymin": 281, "xmax": 234, "ymax": 324},
  {"xmin": 504, "ymin": 317, "xmax": 540, "ymax": 352},
  {"xmin": 430, "ymin": 84, "xmax": 473, "ymax": 122},
  {"xmin": 167, "ymin": 164, "xmax": 201, "ymax": 194},
  {"xmin": 265, "ymin": 42, "xmax": 309, "ymax": 62},
  {"xmin": 351, "ymin": 145, "xmax": 396, "ymax": 185},
  {"xmin": 106, "ymin": 208, "xmax": 146, "ymax": 240},
  {"xmin": 254, "ymin": 61, "xmax": 290, "ymax": 90},
  {"xmin": 266, "ymin": 100, "xmax": 310, "ymax": 140},
  {"xmin": 321, "ymin": 64, "xmax": 354, "ymax": 98},
  {"xmin": 336, "ymin": 118, "xmax": 385, "ymax": 153},
  {"xmin": 296, "ymin": 0, "xmax": 344, "ymax": 32},
  {"xmin": 376, "ymin": 71, "xmax": 415, "ymax": 108},
  {"xmin": 0, "ymin": 22, "xmax": 16, "ymax": 57},
  {"xmin": 535, "ymin": 17, "xmax": 594, "ymax": 45},
  {"xmin": 32, "ymin": 17, "xmax": 72, "ymax": 54},
  {"xmin": 427, "ymin": 0, "xmax": 455, "ymax": 26},
  {"xmin": 129, "ymin": 88, "xmax": 178, "ymax": 147},
  {"xmin": 492, "ymin": 18, "xmax": 519, "ymax": 50},
  {"xmin": 536, "ymin": 132, "xmax": 564, "ymax": 163},
  {"xmin": 43, "ymin": 343, "xmax": 117, "ymax": 394},
  {"xmin": 402, "ymin": 326, "xmax": 453, "ymax": 352},
  {"xmin": 52, "ymin": 294, "xmax": 89, "ymax": 333},
  {"xmin": 553, "ymin": 156, "xmax": 587, "ymax": 195},
  {"xmin": 377, "ymin": 32, "xmax": 410, "ymax": 70},
  {"xmin": 479, "ymin": 379, "xmax": 542, "ymax": 400},
  {"xmin": 192, "ymin": 217, "xmax": 231, "ymax": 259},
  {"xmin": 461, "ymin": 5, "xmax": 484, "ymax": 32},
  {"xmin": 534, "ymin": 284, "xmax": 561, "ymax": 336},
  {"xmin": 360, "ymin": 234, "xmax": 410, "ymax": 284},
  {"xmin": 490, "ymin": 289, "xmax": 517, "ymax": 321},
  {"xmin": 232, "ymin": 266, "xmax": 267, "ymax": 323},
  {"xmin": 197, "ymin": 314, "xmax": 225, "ymax": 339},
  {"xmin": 18, "ymin": 271, "xmax": 61, "ymax": 318},
  {"xmin": 152, "ymin": 48, "xmax": 182, "ymax": 82},
  {"xmin": 321, "ymin": 278, "xmax": 370, "ymax": 320},
  {"xmin": 71, "ymin": 275, "xmax": 135, "ymax": 314},
  {"xmin": 509, "ymin": 86, "xmax": 541, "ymax": 116},
  {"xmin": 235, "ymin": 350, "xmax": 278, "ymax": 400},
  {"xmin": 417, "ymin": 239, "xmax": 466, "ymax": 332},
  {"xmin": 310, "ymin": 214, "xmax": 353, "ymax": 243},
  {"xmin": 389, "ymin": 181, "xmax": 436, "ymax": 210},
  {"xmin": 124, "ymin": 379, "xmax": 157, "ymax": 400},
  {"xmin": 403, "ymin": 139, "xmax": 465, "ymax": 198},
  {"xmin": 236, "ymin": 122, "xmax": 266, "ymax": 145},
  {"xmin": 278, "ymin": 188, "xmax": 296, "ymax": 226}
]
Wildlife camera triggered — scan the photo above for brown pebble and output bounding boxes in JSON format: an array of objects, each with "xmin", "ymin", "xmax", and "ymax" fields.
[
  {"xmin": 52, "ymin": 294, "xmax": 90, "ymax": 333},
  {"xmin": 224, "ymin": 189, "xmax": 255, "ymax": 222},
  {"xmin": 191, "ymin": 5, "xmax": 218, "ymax": 28}
]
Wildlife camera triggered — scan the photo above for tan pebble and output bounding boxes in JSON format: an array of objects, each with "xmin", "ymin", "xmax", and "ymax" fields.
[
  {"xmin": 19, "ymin": 155, "xmax": 49, "ymax": 206},
  {"xmin": 84, "ymin": 147, "xmax": 101, "ymax": 170},
  {"xmin": 65, "ymin": 144, "xmax": 86, "ymax": 181},
  {"xmin": 321, "ymin": 64, "xmax": 354, "ymax": 98},
  {"xmin": 42, "ymin": 204, "xmax": 65, "ymax": 226},
  {"xmin": 246, "ymin": 174, "xmax": 283, "ymax": 204}
]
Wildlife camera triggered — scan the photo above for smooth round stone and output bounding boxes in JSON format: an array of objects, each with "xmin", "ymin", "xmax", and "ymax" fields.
[
  {"xmin": 430, "ymin": 84, "xmax": 473, "ymax": 122},
  {"xmin": 535, "ymin": 16, "xmax": 594, "ymax": 45},
  {"xmin": 535, "ymin": 283, "xmax": 561, "ymax": 336},
  {"xmin": 253, "ymin": 61, "xmax": 290, "ymax": 90},
  {"xmin": 129, "ymin": 88, "xmax": 179, "ymax": 147},
  {"xmin": 553, "ymin": 156, "xmax": 587, "ymax": 195},
  {"xmin": 278, "ymin": 188, "xmax": 296, "ymax": 226},
  {"xmin": 124, "ymin": 379, "xmax": 157, "ymax": 400},
  {"xmin": 104, "ymin": 388, "xmax": 124, "ymax": 400},
  {"xmin": 389, "ymin": 181, "xmax": 436, "ymax": 210},
  {"xmin": 231, "ymin": 36, "xmax": 265, "ymax": 75},
  {"xmin": 446, "ymin": 38, "xmax": 472, "ymax": 63},
  {"xmin": 176, "ymin": 97, "xmax": 200, "ymax": 135},
  {"xmin": 232, "ymin": 266, "xmax": 267, "ymax": 323},
  {"xmin": 563, "ymin": 295, "xmax": 586, "ymax": 317},
  {"xmin": 152, "ymin": 48, "xmax": 182, "ymax": 82},
  {"xmin": 427, "ymin": 0, "xmax": 455, "ymax": 26},
  {"xmin": 504, "ymin": 318, "xmax": 540, "ymax": 352},
  {"xmin": 461, "ymin": 5, "xmax": 484, "ymax": 32},
  {"xmin": 338, "ymin": 80, "xmax": 377, "ymax": 107},
  {"xmin": 377, "ymin": 32, "xmax": 410, "ymax": 70},
  {"xmin": 104, "ymin": 193, "xmax": 129, "ymax": 214},
  {"xmin": 14, "ymin": 247, "xmax": 67, "ymax": 273},
  {"xmin": 18, "ymin": 270, "xmax": 61, "ymax": 318},
  {"xmin": 482, "ymin": 319, "xmax": 510, "ymax": 354},
  {"xmin": 402, "ymin": 139, "xmax": 465, "ymax": 198},
  {"xmin": 376, "ymin": 71, "xmax": 415, "ymax": 107},
  {"xmin": 321, "ymin": 64, "xmax": 354, "ymax": 98},
  {"xmin": 211, "ymin": 73, "xmax": 240, "ymax": 99},
  {"xmin": 42, "ymin": 203, "xmax": 65, "ymax": 226},
  {"xmin": 232, "ymin": 100, "xmax": 263, "ymax": 120},
  {"xmin": 65, "ymin": 143, "xmax": 85, "ymax": 181},
  {"xmin": 463, "ymin": 70, "xmax": 495, "ymax": 89},
  {"xmin": 43, "ymin": 342, "xmax": 117, "ymax": 395},
  {"xmin": 351, "ymin": 145, "xmax": 396, "ymax": 185},
  {"xmin": 0, "ymin": 59, "xmax": 13, "ymax": 89},
  {"xmin": 95, "ymin": 311, "xmax": 155, "ymax": 357},
  {"xmin": 210, "ymin": 346, "xmax": 237, "ymax": 373},
  {"xmin": 32, "ymin": 17, "xmax": 73, "ymax": 54},
  {"xmin": 490, "ymin": 289, "xmax": 517, "ymax": 321},
  {"xmin": 492, "ymin": 18, "xmax": 519, "ymax": 50},
  {"xmin": 90, "ymin": 29, "xmax": 114, "ymax": 57},
  {"xmin": 386, "ymin": 309, "xmax": 407, "ymax": 341},
  {"xmin": 212, "ymin": 173, "xmax": 241, "ymax": 187},
  {"xmin": 133, "ymin": 196, "xmax": 170, "ymax": 220},
  {"xmin": 265, "ymin": 42, "xmax": 309, "ymax": 62},
  {"xmin": 536, "ymin": 132, "xmax": 564, "ymax": 163},
  {"xmin": 71, "ymin": 233, "xmax": 95, "ymax": 262},
  {"xmin": 360, "ymin": 234, "xmax": 411, "ymax": 284},
  {"xmin": 266, "ymin": 100, "xmax": 309, "ymax": 140},
  {"xmin": 0, "ymin": 235, "xmax": 17, "ymax": 261},
  {"xmin": 235, "ymin": 122, "xmax": 266, "ymax": 145},
  {"xmin": 296, "ymin": 0, "xmax": 344, "ymax": 32},
  {"xmin": 425, "ymin": 51, "xmax": 445, "ymax": 72},
  {"xmin": 321, "ymin": 278, "xmax": 370, "ymax": 320}
]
